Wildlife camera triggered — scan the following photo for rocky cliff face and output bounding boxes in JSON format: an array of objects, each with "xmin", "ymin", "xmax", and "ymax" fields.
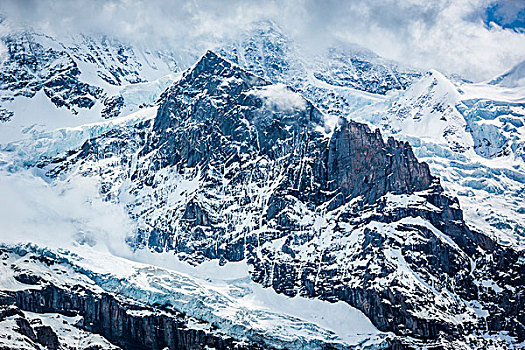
[
  {"xmin": 0, "ymin": 33, "xmax": 104, "ymax": 114},
  {"xmin": 1, "ymin": 286, "xmax": 263, "ymax": 350},
  {"xmin": 0, "ymin": 248, "xmax": 270, "ymax": 350},
  {"xmin": 40, "ymin": 52, "xmax": 524, "ymax": 348}
]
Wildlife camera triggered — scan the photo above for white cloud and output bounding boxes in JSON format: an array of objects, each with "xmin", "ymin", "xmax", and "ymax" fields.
[
  {"xmin": 0, "ymin": 166, "xmax": 134, "ymax": 256},
  {"xmin": 252, "ymin": 84, "xmax": 306, "ymax": 112},
  {"xmin": 0, "ymin": 0, "xmax": 523, "ymax": 81}
]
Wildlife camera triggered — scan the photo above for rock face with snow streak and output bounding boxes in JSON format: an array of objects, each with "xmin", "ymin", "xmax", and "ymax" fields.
[
  {"xmin": 3, "ymin": 286, "xmax": 262, "ymax": 350},
  {"xmin": 147, "ymin": 51, "xmax": 432, "ymax": 206},
  {"xmin": 0, "ymin": 248, "xmax": 272, "ymax": 350},
  {"xmin": 0, "ymin": 33, "xmax": 104, "ymax": 113},
  {"xmin": 326, "ymin": 120, "xmax": 433, "ymax": 203},
  {"xmin": 41, "ymin": 52, "xmax": 524, "ymax": 348}
]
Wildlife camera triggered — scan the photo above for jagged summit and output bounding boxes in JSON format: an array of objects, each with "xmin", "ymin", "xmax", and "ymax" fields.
[
  {"xmin": 154, "ymin": 50, "xmax": 270, "ymax": 131},
  {"xmin": 180, "ymin": 50, "xmax": 268, "ymax": 88},
  {"xmin": 150, "ymin": 50, "xmax": 435, "ymax": 205},
  {"xmin": 152, "ymin": 50, "xmax": 326, "ymax": 150}
]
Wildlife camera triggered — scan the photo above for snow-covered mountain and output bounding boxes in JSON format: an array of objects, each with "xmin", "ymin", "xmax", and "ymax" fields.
[
  {"xmin": 0, "ymin": 28, "xmax": 189, "ymax": 143},
  {"xmin": 490, "ymin": 60, "xmax": 525, "ymax": 88},
  {"xmin": 0, "ymin": 20, "xmax": 420, "ymax": 143},
  {"xmin": 0, "ymin": 19, "xmax": 524, "ymax": 350},
  {"xmin": 351, "ymin": 69, "xmax": 525, "ymax": 251}
]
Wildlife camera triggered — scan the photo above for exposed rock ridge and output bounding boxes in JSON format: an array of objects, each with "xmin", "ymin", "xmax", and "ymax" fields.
[{"xmin": 149, "ymin": 51, "xmax": 435, "ymax": 206}]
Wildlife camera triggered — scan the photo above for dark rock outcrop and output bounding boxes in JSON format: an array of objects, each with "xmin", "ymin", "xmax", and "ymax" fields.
[
  {"xmin": 14, "ymin": 317, "xmax": 36, "ymax": 342},
  {"xmin": 101, "ymin": 95, "xmax": 125, "ymax": 119},
  {"xmin": 34, "ymin": 326, "xmax": 59, "ymax": 350},
  {"xmin": 2, "ymin": 284, "xmax": 266, "ymax": 350},
  {"xmin": 327, "ymin": 121, "xmax": 433, "ymax": 202}
]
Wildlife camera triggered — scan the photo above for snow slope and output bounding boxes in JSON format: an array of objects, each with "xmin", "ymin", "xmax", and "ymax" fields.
[{"xmin": 489, "ymin": 60, "xmax": 525, "ymax": 89}]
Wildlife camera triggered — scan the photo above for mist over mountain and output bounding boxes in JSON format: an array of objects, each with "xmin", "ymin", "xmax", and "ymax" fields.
[{"xmin": 1, "ymin": 0, "xmax": 524, "ymax": 82}]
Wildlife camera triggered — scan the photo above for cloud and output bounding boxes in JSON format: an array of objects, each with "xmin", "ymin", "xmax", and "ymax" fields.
[
  {"xmin": 283, "ymin": 0, "xmax": 525, "ymax": 81},
  {"xmin": 0, "ymin": 0, "xmax": 523, "ymax": 82},
  {"xmin": 251, "ymin": 84, "xmax": 307, "ymax": 112},
  {"xmin": 0, "ymin": 165, "xmax": 134, "ymax": 256}
]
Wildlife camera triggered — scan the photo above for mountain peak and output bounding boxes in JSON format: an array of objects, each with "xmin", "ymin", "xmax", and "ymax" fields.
[
  {"xmin": 194, "ymin": 50, "xmax": 226, "ymax": 70},
  {"xmin": 153, "ymin": 50, "xmax": 271, "ymax": 131},
  {"xmin": 489, "ymin": 60, "xmax": 525, "ymax": 88},
  {"xmin": 182, "ymin": 50, "xmax": 267, "ymax": 87}
]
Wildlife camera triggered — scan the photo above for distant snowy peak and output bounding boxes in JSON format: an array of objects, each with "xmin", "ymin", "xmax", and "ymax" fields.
[
  {"xmin": 357, "ymin": 67, "xmax": 525, "ymax": 167},
  {"xmin": 389, "ymin": 70, "xmax": 472, "ymax": 153},
  {"xmin": 358, "ymin": 70, "xmax": 473, "ymax": 153},
  {"xmin": 218, "ymin": 20, "xmax": 421, "ymax": 96},
  {"xmin": 311, "ymin": 46, "xmax": 421, "ymax": 95},
  {"xmin": 0, "ymin": 29, "xmax": 186, "ymax": 143},
  {"xmin": 490, "ymin": 60, "xmax": 525, "ymax": 88}
]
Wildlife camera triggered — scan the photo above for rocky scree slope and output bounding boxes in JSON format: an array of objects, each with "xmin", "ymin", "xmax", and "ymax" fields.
[{"xmin": 39, "ymin": 51, "xmax": 525, "ymax": 348}]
